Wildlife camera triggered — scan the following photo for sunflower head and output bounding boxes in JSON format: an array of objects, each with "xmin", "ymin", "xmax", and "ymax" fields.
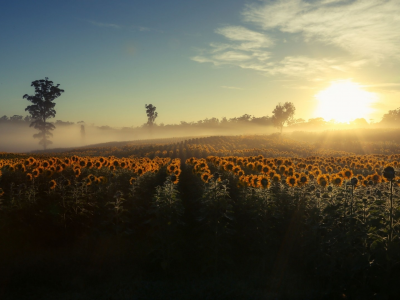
[
  {"xmin": 299, "ymin": 174, "xmax": 308, "ymax": 185},
  {"xmin": 32, "ymin": 169, "xmax": 40, "ymax": 178},
  {"xmin": 286, "ymin": 176, "xmax": 297, "ymax": 187},
  {"xmin": 170, "ymin": 174, "xmax": 179, "ymax": 184},
  {"xmin": 383, "ymin": 166, "xmax": 395, "ymax": 181},
  {"xmin": 317, "ymin": 175, "xmax": 328, "ymax": 187},
  {"xmin": 260, "ymin": 176, "xmax": 269, "ymax": 188},
  {"xmin": 342, "ymin": 169, "xmax": 353, "ymax": 179},
  {"xmin": 49, "ymin": 180, "xmax": 57, "ymax": 189},
  {"xmin": 74, "ymin": 169, "xmax": 81, "ymax": 178},
  {"xmin": 200, "ymin": 172, "xmax": 211, "ymax": 183},
  {"xmin": 332, "ymin": 176, "xmax": 343, "ymax": 187},
  {"xmin": 272, "ymin": 174, "xmax": 281, "ymax": 183},
  {"xmin": 129, "ymin": 177, "xmax": 136, "ymax": 185}
]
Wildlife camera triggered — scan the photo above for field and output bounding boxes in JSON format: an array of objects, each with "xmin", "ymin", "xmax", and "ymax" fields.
[{"xmin": 1, "ymin": 132, "xmax": 400, "ymax": 299}]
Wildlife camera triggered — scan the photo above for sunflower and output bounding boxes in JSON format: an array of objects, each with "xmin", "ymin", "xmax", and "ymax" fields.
[
  {"xmin": 272, "ymin": 174, "xmax": 281, "ymax": 183},
  {"xmin": 232, "ymin": 166, "xmax": 241, "ymax": 174},
  {"xmin": 136, "ymin": 166, "xmax": 144, "ymax": 175},
  {"xmin": 298, "ymin": 173, "xmax": 309, "ymax": 186},
  {"xmin": 44, "ymin": 169, "xmax": 53, "ymax": 178},
  {"xmin": 170, "ymin": 174, "xmax": 179, "ymax": 184},
  {"xmin": 26, "ymin": 173, "xmax": 33, "ymax": 181},
  {"xmin": 74, "ymin": 168, "xmax": 81, "ymax": 178},
  {"xmin": 331, "ymin": 175, "xmax": 343, "ymax": 187},
  {"xmin": 286, "ymin": 176, "xmax": 297, "ymax": 187},
  {"xmin": 317, "ymin": 175, "xmax": 328, "ymax": 187},
  {"xmin": 224, "ymin": 162, "xmax": 235, "ymax": 172},
  {"xmin": 251, "ymin": 176, "xmax": 260, "ymax": 188},
  {"xmin": 341, "ymin": 168, "xmax": 353, "ymax": 179},
  {"xmin": 129, "ymin": 177, "xmax": 136, "ymax": 185},
  {"xmin": 370, "ymin": 173, "xmax": 382, "ymax": 184},
  {"xmin": 88, "ymin": 174, "xmax": 96, "ymax": 181},
  {"xmin": 246, "ymin": 162, "xmax": 255, "ymax": 170},
  {"xmin": 98, "ymin": 176, "xmax": 108, "ymax": 184},
  {"xmin": 79, "ymin": 160, "xmax": 87, "ymax": 168},
  {"xmin": 83, "ymin": 177, "xmax": 92, "ymax": 186},
  {"xmin": 167, "ymin": 164, "xmax": 177, "ymax": 174},
  {"xmin": 174, "ymin": 169, "xmax": 182, "ymax": 176},
  {"xmin": 49, "ymin": 180, "xmax": 57, "ymax": 190},
  {"xmin": 383, "ymin": 166, "xmax": 396, "ymax": 181},
  {"xmin": 259, "ymin": 176, "xmax": 269, "ymax": 189},
  {"xmin": 201, "ymin": 172, "xmax": 212, "ymax": 183},
  {"xmin": 0, "ymin": 188, "xmax": 4, "ymax": 197},
  {"xmin": 32, "ymin": 168, "xmax": 40, "ymax": 178},
  {"xmin": 55, "ymin": 165, "xmax": 63, "ymax": 173}
]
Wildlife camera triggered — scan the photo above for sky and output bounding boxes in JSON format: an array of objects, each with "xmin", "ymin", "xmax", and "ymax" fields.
[{"xmin": 1, "ymin": 0, "xmax": 400, "ymax": 128}]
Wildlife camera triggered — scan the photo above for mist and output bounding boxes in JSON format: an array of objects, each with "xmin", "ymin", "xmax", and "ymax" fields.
[{"xmin": 0, "ymin": 122, "xmax": 278, "ymax": 153}]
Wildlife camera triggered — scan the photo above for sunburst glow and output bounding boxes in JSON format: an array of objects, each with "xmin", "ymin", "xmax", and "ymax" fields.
[{"xmin": 315, "ymin": 80, "xmax": 378, "ymax": 123}]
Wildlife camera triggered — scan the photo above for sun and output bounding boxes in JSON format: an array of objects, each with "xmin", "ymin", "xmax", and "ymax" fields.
[{"xmin": 314, "ymin": 80, "xmax": 378, "ymax": 123}]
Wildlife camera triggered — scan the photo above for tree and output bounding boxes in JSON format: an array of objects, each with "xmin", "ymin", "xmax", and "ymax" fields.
[
  {"xmin": 381, "ymin": 107, "xmax": 400, "ymax": 124},
  {"xmin": 23, "ymin": 77, "xmax": 64, "ymax": 149},
  {"xmin": 272, "ymin": 102, "xmax": 296, "ymax": 133},
  {"xmin": 145, "ymin": 104, "xmax": 158, "ymax": 127}
]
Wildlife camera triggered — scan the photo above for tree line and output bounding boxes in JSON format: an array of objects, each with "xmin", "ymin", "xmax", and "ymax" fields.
[{"xmin": 8, "ymin": 76, "xmax": 399, "ymax": 150}]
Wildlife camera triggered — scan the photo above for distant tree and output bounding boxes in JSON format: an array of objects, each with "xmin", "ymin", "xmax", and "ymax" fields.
[
  {"xmin": 381, "ymin": 108, "xmax": 400, "ymax": 124},
  {"xmin": 0, "ymin": 115, "xmax": 8, "ymax": 122},
  {"xmin": 145, "ymin": 104, "xmax": 158, "ymax": 127},
  {"xmin": 24, "ymin": 115, "xmax": 32, "ymax": 122},
  {"xmin": 307, "ymin": 117, "xmax": 326, "ymax": 126},
  {"xmin": 351, "ymin": 118, "xmax": 369, "ymax": 127},
  {"xmin": 272, "ymin": 102, "xmax": 296, "ymax": 133},
  {"xmin": 10, "ymin": 115, "xmax": 23, "ymax": 122},
  {"xmin": 23, "ymin": 77, "xmax": 64, "ymax": 149}
]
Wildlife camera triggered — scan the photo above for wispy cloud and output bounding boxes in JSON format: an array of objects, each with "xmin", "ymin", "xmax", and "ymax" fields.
[
  {"xmin": 243, "ymin": 0, "xmax": 400, "ymax": 62},
  {"xmin": 192, "ymin": 0, "xmax": 400, "ymax": 78},
  {"xmin": 221, "ymin": 86, "xmax": 243, "ymax": 90},
  {"xmin": 88, "ymin": 20, "xmax": 121, "ymax": 29}
]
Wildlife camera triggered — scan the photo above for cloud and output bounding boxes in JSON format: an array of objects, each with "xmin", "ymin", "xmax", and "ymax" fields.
[
  {"xmin": 192, "ymin": 0, "xmax": 400, "ymax": 78},
  {"xmin": 88, "ymin": 20, "xmax": 121, "ymax": 29},
  {"xmin": 243, "ymin": 0, "xmax": 400, "ymax": 62},
  {"xmin": 221, "ymin": 86, "xmax": 243, "ymax": 90}
]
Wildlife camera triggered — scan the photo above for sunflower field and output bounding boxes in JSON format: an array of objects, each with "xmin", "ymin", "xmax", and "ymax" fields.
[{"xmin": 2, "ymin": 143, "xmax": 400, "ymax": 298}]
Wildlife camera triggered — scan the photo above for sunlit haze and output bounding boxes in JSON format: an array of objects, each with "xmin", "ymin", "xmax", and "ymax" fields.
[{"xmin": 315, "ymin": 80, "xmax": 378, "ymax": 123}]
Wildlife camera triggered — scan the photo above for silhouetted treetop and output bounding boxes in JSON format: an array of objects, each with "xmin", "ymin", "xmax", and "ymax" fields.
[
  {"xmin": 23, "ymin": 77, "xmax": 64, "ymax": 149},
  {"xmin": 145, "ymin": 104, "xmax": 158, "ymax": 127}
]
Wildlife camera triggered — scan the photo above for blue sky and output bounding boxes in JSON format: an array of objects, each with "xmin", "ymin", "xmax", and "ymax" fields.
[{"xmin": 1, "ymin": 0, "xmax": 400, "ymax": 127}]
